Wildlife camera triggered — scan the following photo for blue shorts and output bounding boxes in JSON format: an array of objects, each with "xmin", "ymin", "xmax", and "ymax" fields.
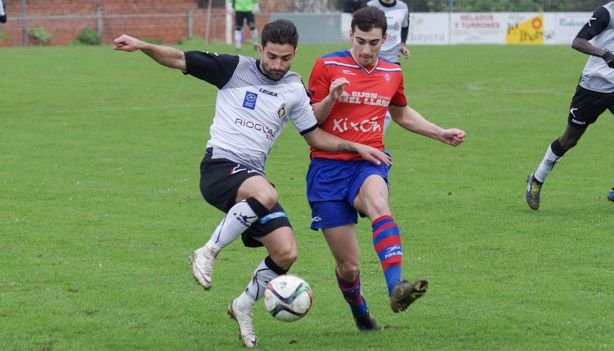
[{"xmin": 306, "ymin": 157, "xmax": 391, "ymax": 230}]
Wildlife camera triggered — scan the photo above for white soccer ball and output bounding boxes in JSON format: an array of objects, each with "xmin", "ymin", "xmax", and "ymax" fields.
[{"xmin": 264, "ymin": 275, "xmax": 312, "ymax": 322}]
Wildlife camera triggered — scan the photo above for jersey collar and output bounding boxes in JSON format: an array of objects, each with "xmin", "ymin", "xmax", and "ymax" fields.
[
  {"xmin": 379, "ymin": 0, "xmax": 397, "ymax": 7},
  {"xmin": 348, "ymin": 49, "xmax": 379, "ymax": 75},
  {"xmin": 255, "ymin": 59, "xmax": 284, "ymax": 82}
]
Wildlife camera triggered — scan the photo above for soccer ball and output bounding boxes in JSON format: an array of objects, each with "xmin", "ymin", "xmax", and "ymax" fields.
[{"xmin": 264, "ymin": 275, "xmax": 312, "ymax": 322}]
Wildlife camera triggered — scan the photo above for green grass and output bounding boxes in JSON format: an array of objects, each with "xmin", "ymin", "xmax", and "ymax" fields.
[{"xmin": 1, "ymin": 43, "xmax": 613, "ymax": 350}]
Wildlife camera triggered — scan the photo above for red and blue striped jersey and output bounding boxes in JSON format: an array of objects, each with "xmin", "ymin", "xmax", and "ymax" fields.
[{"xmin": 308, "ymin": 49, "xmax": 407, "ymax": 160}]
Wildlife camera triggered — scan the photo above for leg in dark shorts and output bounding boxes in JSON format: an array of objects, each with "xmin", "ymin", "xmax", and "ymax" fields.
[
  {"xmin": 567, "ymin": 85, "xmax": 614, "ymax": 129},
  {"xmin": 235, "ymin": 11, "xmax": 255, "ymax": 30},
  {"xmin": 558, "ymin": 86, "xmax": 614, "ymax": 150},
  {"xmin": 199, "ymin": 151, "xmax": 291, "ymax": 247}
]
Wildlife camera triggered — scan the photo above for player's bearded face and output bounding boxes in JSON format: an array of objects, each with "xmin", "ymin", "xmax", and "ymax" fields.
[
  {"xmin": 259, "ymin": 43, "xmax": 296, "ymax": 81},
  {"xmin": 350, "ymin": 28, "xmax": 386, "ymax": 67}
]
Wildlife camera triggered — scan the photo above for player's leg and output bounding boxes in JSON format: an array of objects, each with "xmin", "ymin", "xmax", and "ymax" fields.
[
  {"xmin": 234, "ymin": 12, "xmax": 245, "ymax": 50},
  {"xmin": 193, "ymin": 175, "xmax": 276, "ymax": 289},
  {"xmin": 526, "ymin": 127, "xmax": 585, "ymax": 210},
  {"xmin": 229, "ymin": 225, "xmax": 295, "ymax": 348},
  {"xmin": 246, "ymin": 12, "xmax": 258, "ymax": 50},
  {"xmin": 527, "ymin": 86, "xmax": 604, "ymax": 209},
  {"xmin": 323, "ymin": 225, "xmax": 379, "ymax": 332},
  {"xmin": 192, "ymin": 153, "xmax": 278, "ymax": 289},
  {"xmin": 306, "ymin": 158, "xmax": 379, "ymax": 330},
  {"xmin": 353, "ymin": 174, "xmax": 427, "ymax": 313}
]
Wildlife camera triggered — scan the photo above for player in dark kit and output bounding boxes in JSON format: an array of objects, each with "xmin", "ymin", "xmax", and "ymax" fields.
[
  {"xmin": 526, "ymin": 1, "xmax": 614, "ymax": 210},
  {"xmin": 113, "ymin": 20, "xmax": 390, "ymax": 348}
]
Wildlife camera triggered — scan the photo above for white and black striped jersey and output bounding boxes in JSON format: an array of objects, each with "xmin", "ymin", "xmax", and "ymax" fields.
[
  {"xmin": 184, "ymin": 51, "xmax": 317, "ymax": 174},
  {"xmin": 367, "ymin": 0, "xmax": 409, "ymax": 63},
  {"xmin": 577, "ymin": 1, "xmax": 614, "ymax": 93}
]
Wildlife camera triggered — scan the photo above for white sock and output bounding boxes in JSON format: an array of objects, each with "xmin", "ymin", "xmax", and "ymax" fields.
[
  {"xmin": 251, "ymin": 28, "xmax": 258, "ymax": 46},
  {"xmin": 234, "ymin": 30, "xmax": 242, "ymax": 49},
  {"xmin": 244, "ymin": 258, "xmax": 282, "ymax": 301},
  {"xmin": 534, "ymin": 145, "xmax": 561, "ymax": 183},
  {"xmin": 235, "ymin": 291, "xmax": 256, "ymax": 310},
  {"xmin": 205, "ymin": 200, "xmax": 259, "ymax": 250}
]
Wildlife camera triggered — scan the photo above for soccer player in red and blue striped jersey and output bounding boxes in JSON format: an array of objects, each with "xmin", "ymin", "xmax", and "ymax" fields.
[{"xmin": 307, "ymin": 7, "xmax": 466, "ymax": 331}]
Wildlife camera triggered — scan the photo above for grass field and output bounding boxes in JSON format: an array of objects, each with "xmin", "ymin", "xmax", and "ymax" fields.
[{"xmin": 1, "ymin": 42, "xmax": 613, "ymax": 351}]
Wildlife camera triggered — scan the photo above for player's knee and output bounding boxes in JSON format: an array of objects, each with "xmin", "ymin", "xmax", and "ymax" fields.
[
  {"xmin": 362, "ymin": 196, "xmax": 390, "ymax": 218},
  {"xmin": 337, "ymin": 262, "xmax": 360, "ymax": 281},
  {"xmin": 271, "ymin": 244, "xmax": 297, "ymax": 270},
  {"xmin": 254, "ymin": 187, "xmax": 278, "ymax": 210}
]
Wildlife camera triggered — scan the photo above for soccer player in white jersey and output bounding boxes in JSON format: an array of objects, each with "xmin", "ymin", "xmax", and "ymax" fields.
[
  {"xmin": 367, "ymin": 0, "xmax": 410, "ymax": 134},
  {"xmin": 526, "ymin": 1, "xmax": 614, "ymax": 210},
  {"xmin": 113, "ymin": 20, "xmax": 390, "ymax": 348}
]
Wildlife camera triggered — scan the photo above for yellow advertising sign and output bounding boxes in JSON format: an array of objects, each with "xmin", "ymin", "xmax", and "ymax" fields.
[{"xmin": 506, "ymin": 15, "xmax": 543, "ymax": 45}]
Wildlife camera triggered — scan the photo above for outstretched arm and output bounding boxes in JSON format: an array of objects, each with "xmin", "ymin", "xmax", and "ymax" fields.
[
  {"xmin": 572, "ymin": 37, "xmax": 606, "ymax": 58},
  {"xmin": 389, "ymin": 105, "xmax": 465, "ymax": 146},
  {"xmin": 113, "ymin": 34, "xmax": 186, "ymax": 70},
  {"xmin": 572, "ymin": 37, "xmax": 614, "ymax": 68},
  {"xmin": 303, "ymin": 127, "xmax": 392, "ymax": 166}
]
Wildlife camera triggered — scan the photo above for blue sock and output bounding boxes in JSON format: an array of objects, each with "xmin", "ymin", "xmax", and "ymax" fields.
[
  {"xmin": 372, "ymin": 215, "xmax": 403, "ymax": 295},
  {"xmin": 336, "ymin": 270, "xmax": 367, "ymax": 317}
]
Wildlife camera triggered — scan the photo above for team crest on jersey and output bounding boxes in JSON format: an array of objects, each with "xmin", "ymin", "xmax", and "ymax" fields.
[
  {"xmin": 277, "ymin": 103, "xmax": 287, "ymax": 119},
  {"xmin": 243, "ymin": 91, "xmax": 258, "ymax": 110}
]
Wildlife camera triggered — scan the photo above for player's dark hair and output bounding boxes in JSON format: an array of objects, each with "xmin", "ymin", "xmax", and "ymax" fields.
[
  {"xmin": 261, "ymin": 19, "xmax": 299, "ymax": 48},
  {"xmin": 351, "ymin": 6, "xmax": 387, "ymax": 36}
]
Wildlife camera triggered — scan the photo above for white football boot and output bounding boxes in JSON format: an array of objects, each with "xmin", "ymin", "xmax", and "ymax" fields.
[
  {"xmin": 227, "ymin": 298, "xmax": 257, "ymax": 348},
  {"xmin": 191, "ymin": 244, "xmax": 219, "ymax": 290}
]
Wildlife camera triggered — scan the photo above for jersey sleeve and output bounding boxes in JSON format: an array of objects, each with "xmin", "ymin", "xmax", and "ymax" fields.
[
  {"xmin": 403, "ymin": 7, "xmax": 410, "ymax": 27},
  {"xmin": 289, "ymin": 84, "xmax": 318, "ymax": 135},
  {"xmin": 576, "ymin": 6, "xmax": 611, "ymax": 41},
  {"xmin": 390, "ymin": 74, "xmax": 408, "ymax": 107},
  {"xmin": 183, "ymin": 51, "xmax": 240, "ymax": 89},
  {"xmin": 307, "ymin": 58, "xmax": 330, "ymax": 104}
]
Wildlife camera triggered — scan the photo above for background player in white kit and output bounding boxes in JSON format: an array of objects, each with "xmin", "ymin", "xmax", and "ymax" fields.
[
  {"xmin": 113, "ymin": 20, "xmax": 390, "ymax": 348},
  {"xmin": 367, "ymin": 0, "xmax": 410, "ymax": 134},
  {"xmin": 0, "ymin": 0, "xmax": 7, "ymax": 23},
  {"xmin": 526, "ymin": 1, "xmax": 614, "ymax": 209}
]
